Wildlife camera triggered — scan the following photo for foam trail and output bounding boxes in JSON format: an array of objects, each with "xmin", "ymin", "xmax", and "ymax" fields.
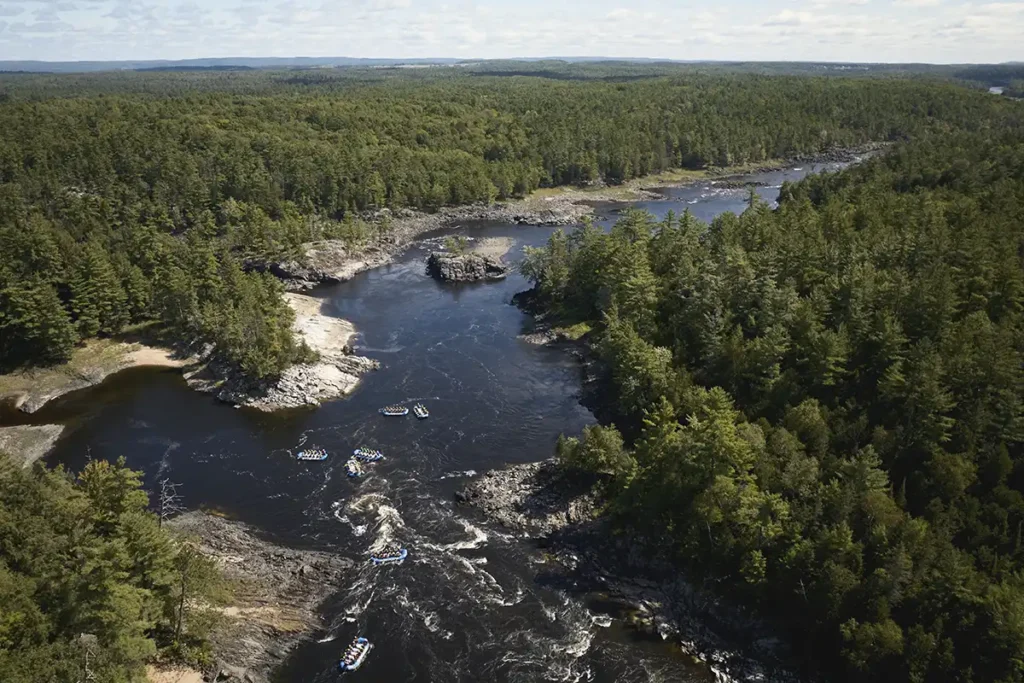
[
  {"xmin": 438, "ymin": 469, "xmax": 477, "ymax": 480},
  {"xmin": 442, "ymin": 518, "xmax": 488, "ymax": 550}
]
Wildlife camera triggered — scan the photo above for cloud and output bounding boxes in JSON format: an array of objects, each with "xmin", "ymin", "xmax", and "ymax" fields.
[
  {"xmin": 34, "ymin": 8, "xmax": 60, "ymax": 21},
  {"xmin": 0, "ymin": 0, "xmax": 1020, "ymax": 64},
  {"xmin": 367, "ymin": 0, "xmax": 412, "ymax": 10},
  {"xmin": 606, "ymin": 8, "xmax": 637, "ymax": 20},
  {"xmin": 976, "ymin": 1, "xmax": 1024, "ymax": 12},
  {"xmin": 6, "ymin": 19, "xmax": 73, "ymax": 32},
  {"xmin": 765, "ymin": 9, "xmax": 816, "ymax": 25}
]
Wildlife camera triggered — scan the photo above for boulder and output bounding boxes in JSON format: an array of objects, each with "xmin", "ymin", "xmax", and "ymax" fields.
[{"xmin": 426, "ymin": 252, "xmax": 510, "ymax": 282}]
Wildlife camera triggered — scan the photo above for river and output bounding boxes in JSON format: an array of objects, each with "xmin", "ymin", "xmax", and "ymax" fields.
[{"xmin": 10, "ymin": 163, "xmax": 842, "ymax": 683}]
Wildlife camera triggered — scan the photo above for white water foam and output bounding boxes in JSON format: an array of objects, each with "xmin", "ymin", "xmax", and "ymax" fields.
[
  {"xmin": 438, "ymin": 469, "xmax": 478, "ymax": 480},
  {"xmin": 444, "ymin": 518, "xmax": 489, "ymax": 550}
]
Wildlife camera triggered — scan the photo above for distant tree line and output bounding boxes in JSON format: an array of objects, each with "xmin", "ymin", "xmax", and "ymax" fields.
[
  {"xmin": 0, "ymin": 70, "xmax": 1019, "ymax": 377},
  {"xmin": 521, "ymin": 122, "xmax": 1024, "ymax": 681}
]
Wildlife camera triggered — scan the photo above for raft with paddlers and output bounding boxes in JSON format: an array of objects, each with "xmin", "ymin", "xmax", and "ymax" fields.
[
  {"xmin": 296, "ymin": 448, "xmax": 328, "ymax": 461},
  {"xmin": 413, "ymin": 403, "xmax": 429, "ymax": 419},
  {"xmin": 337, "ymin": 636, "xmax": 372, "ymax": 672},
  {"xmin": 345, "ymin": 458, "xmax": 364, "ymax": 478},
  {"xmin": 353, "ymin": 447, "xmax": 384, "ymax": 463},
  {"xmin": 379, "ymin": 404, "xmax": 409, "ymax": 416},
  {"xmin": 371, "ymin": 544, "xmax": 408, "ymax": 566}
]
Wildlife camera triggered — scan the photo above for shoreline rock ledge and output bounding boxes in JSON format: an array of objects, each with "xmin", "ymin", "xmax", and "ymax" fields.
[
  {"xmin": 426, "ymin": 251, "xmax": 510, "ymax": 282},
  {"xmin": 186, "ymin": 292, "xmax": 380, "ymax": 411},
  {"xmin": 167, "ymin": 511, "xmax": 352, "ymax": 683}
]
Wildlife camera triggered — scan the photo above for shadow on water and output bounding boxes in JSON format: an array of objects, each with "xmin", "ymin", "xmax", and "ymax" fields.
[{"xmin": 3, "ymin": 163, "xmax": 838, "ymax": 682}]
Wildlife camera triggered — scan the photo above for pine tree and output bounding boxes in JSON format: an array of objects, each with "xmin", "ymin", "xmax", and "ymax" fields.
[
  {"xmin": 69, "ymin": 243, "xmax": 128, "ymax": 338},
  {"xmin": 0, "ymin": 271, "xmax": 77, "ymax": 368}
]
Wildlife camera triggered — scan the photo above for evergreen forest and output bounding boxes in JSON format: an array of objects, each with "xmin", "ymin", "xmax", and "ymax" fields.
[
  {"xmin": 3, "ymin": 65, "xmax": 1024, "ymax": 681},
  {"xmin": 0, "ymin": 69, "xmax": 1018, "ymax": 377},
  {"xmin": 520, "ymin": 124, "xmax": 1024, "ymax": 681},
  {"xmin": 0, "ymin": 458, "xmax": 222, "ymax": 682}
]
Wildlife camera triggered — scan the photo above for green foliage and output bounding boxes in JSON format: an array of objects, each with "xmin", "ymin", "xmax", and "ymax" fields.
[
  {"xmin": 528, "ymin": 126, "xmax": 1024, "ymax": 682},
  {"xmin": 0, "ymin": 271, "xmax": 77, "ymax": 369},
  {"xmin": 443, "ymin": 235, "xmax": 469, "ymax": 255},
  {"xmin": 556, "ymin": 425, "xmax": 636, "ymax": 489},
  {"xmin": 0, "ymin": 70, "xmax": 1017, "ymax": 376},
  {"xmin": 0, "ymin": 455, "xmax": 223, "ymax": 682}
]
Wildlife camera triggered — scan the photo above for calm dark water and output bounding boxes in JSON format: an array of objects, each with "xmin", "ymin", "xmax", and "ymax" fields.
[{"xmin": 11, "ymin": 163, "xmax": 841, "ymax": 683}]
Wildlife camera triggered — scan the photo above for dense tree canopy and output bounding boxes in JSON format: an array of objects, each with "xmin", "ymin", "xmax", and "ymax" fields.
[
  {"xmin": 0, "ymin": 70, "xmax": 1018, "ymax": 374},
  {"xmin": 521, "ymin": 124, "xmax": 1024, "ymax": 681},
  {"xmin": 0, "ymin": 456, "xmax": 222, "ymax": 682}
]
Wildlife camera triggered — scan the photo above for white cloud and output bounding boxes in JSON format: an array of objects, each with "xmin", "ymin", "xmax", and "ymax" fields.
[
  {"xmin": 976, "ymin": 1, "xmax": 1024, "ymax": 12},
  {"xmin": 893, "ymin": 0, "xmax": 941, "ymax": 7},
  {"xmin": 766, "ymin": 9, "xmax": 817, "ymax": 25},
  {"xmin": 0, "ymin": 0, "xmax": 1019, "ymax": 63},
  {"xmin": 606, "ymin": 8, "xmax": 637, "ymax": 20},
  {"xmin": 369, "ymin": 0, "xmax": 412, "ymax": 11}
]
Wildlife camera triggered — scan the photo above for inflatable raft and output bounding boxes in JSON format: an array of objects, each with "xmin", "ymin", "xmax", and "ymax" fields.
[
  {"xmin": 353, "ymin": 447, "xmax": 384, "ymax": 463},
  {"xmin": 296, "ymin": 449, "xmax": 328, "ymax": 461},
  {"xmin": 413, "ymin": 403, "xmax": 429, "ymax": 419},
  {"xmin": 379, "ymin": 405, "xmax": 409, "ymax": 416},
  {"xmin": 337, "ymin": 637, "xmax": 372, "ymax": 672},
  {"xmin": 371, "ymin": 546, "xmax": 408, "ymax": 566},
  {"xmin": 345, "ymin": 458, "xmax": 364, "ymax": 478}
]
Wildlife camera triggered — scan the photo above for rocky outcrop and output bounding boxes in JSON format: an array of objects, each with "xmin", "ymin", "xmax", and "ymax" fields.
[
  {"xmin": 456, "ymin": 460, "xmax": 600, "ymax": 537},
  {"xmin": 265, "ymin": 201, "xmax": 588, "ymax": 291},
  {"xmin": 0, "ymin": 424, "xmax": 65, "ymax": 467},
  {"xmin": 201, "ymin": 354, "xmax": 379, "ymax": 412},
  {"xmin": 426, "ymin": 251, "xmax": 510, "ymax": 282},
  {"xmin": 458, "ymin": 461, "xmax": 796, "ymax": 683},
  {"xmin": 270, "ymin": 241, "xmax": 394, "ymax": 291},
  {"xmin": 168, "ymin": 512, "xmax": 353, "ymax": 683},
  {"xmin": 187, "ymin": 293, "xmax": 380, "ymax": 412}
]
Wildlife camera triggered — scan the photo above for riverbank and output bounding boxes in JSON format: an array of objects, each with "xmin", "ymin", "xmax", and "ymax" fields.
[
  {"xmin": 186, "ymin": 293, "xmax": 380, "ymax": 411},
  {"xmin": 0, "ymin": 424, "xmax": 65, "ymax": 467},
  {"xmin": 272, "ymin": 146, "xmax": 882, "ymax": 292},
  {"xmin": 167, "ymin": 511, "xmax": 353, "ymax": 683},
  {"xmin": 0, "ymin": 337, "xmax": 188, "ymax": 415},
  {"xmin": 457, "ymin": 461, "xmax": 795, "ymax": 683},
  {"xmin": 0, "ymin": 150, "xmax": 868, "ymax": 423}
]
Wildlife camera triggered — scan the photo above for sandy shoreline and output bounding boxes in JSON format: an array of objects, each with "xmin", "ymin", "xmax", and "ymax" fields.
[
  {"xmin": 186, "ymin": 292, "xmax": 379, "ymax": 412},
  {"xmin": 0, "ymin": 340, "xmax": 188, "ymax": 416},
  {"xmin": 274, "ymin": 147, "xmax": 881, "ymax": 294},
  {"xmin": 2, "ymin": 150, "xmax": 874, "ymax": 423}
]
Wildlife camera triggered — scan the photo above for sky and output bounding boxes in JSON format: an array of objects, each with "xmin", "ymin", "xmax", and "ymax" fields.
[{"xmin": 0, "ymin": 0, "xmax": 1021, "ymax": 64}]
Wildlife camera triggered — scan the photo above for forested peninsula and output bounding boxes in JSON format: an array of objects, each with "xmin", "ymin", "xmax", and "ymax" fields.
[
  {"xmin": 515, "ymin": 121, "xmax": 1024, "ymax": 681},
  {"xmin": 1, "ymin": 69, "xmax": 1018, "ymax": 382}
]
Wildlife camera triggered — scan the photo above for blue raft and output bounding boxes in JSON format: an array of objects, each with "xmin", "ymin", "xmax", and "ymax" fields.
[
  {"xmin": 296, "ymin": 449, "xmax": 328, "ymax": 461},
  {"xmin": 338, "ymin": 637, "xmax": 372, "ymax": 672},
  {"xmin": 371, "ymin": 547, "xmax": 408, "ymax": 566},
  {"xmin": 353, "ymin": 447, "xmax": 384, "ymax": 463}
]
